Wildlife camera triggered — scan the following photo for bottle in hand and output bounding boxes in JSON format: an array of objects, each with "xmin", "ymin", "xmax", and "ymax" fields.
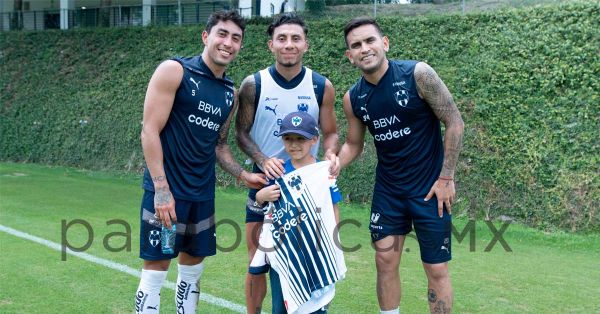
[{"xmin": 161, "ymin": 224, "xmax": 176, "ymax": 254}]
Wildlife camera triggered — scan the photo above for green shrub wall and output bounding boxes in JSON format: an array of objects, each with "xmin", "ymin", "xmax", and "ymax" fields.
[{"xmin": 1, "ymin": 3, "xmax": 598, "ymax": 231}]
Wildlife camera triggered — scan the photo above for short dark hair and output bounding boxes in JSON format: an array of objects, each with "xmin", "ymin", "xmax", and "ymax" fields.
[
  {"xmin": 267, "ymin": 12, "xmax": 308, "ymax": 37},
  {"xmin": 205, "ymin": 10, "xmax": 246, "ymax": 36},
  {"xmin": 343, "ymin": 17, "xmax": 383, "ymax": 47}
]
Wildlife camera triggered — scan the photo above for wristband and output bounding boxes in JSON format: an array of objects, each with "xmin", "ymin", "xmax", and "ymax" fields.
[{"xmin": 438, "ymin": 176, "xmax": 454, "ymax": 181}]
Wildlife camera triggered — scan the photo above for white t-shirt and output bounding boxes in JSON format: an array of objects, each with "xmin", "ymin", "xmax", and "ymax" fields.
[{"xmin": 249, "ymin": 66, "xmax": 321, "ymax": 161}]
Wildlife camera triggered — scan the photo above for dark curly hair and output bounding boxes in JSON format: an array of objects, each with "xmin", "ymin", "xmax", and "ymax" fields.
[
  {"xmin": 267, "ymin": 12, "xmax": 308, "ymax": 38},
  {"xmin": 343, "ymin": 17, "xmax": 383, "ymax": 47},
  {"xmin": 205, "ymin": 10, "xmax": 246, "ymax": 36}
]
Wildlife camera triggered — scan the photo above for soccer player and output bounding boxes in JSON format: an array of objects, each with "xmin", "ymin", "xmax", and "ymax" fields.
[
  {"xmin": 249, "ymin": 111, "xmax": 346, "ymax": 314},
  {"xmin": 235, "ymin": 13, "xmax": 339, "ymax": 313},
  {"xmin": 135, "ymin": 10, "xmax": 266, "ymax": 314},
  {"xmin": 338, "ymin": 17, "xmax": 465, "ymax": 314}
]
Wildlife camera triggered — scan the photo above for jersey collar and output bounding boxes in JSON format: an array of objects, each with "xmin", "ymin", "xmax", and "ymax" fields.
[{"xmin": 269, "ymin": 65, "xmax": 306, "ymax": 90}]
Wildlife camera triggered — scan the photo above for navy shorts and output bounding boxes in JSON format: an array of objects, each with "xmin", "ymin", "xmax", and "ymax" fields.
[
  {"xmin": 370, "ymin": 189, "xmax": 452, "ymax": 264},
  {"xmin": 139, "ymin": 190, "xmax": 216, "ymax": 260},
  {"xmin": 246, "ymin": 164, "xmax": 265, "ymax": 223}
]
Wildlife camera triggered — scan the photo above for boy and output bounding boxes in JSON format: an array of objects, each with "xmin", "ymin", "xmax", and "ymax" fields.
[{"xmin": 249, "ymin": 112, "xmax": 346, "ymax": 314}]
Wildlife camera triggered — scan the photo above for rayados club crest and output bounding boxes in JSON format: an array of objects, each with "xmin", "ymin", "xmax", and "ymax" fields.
[{"xmin": 394, "ymin": 89, "xmax": 409, "ymax": 107}]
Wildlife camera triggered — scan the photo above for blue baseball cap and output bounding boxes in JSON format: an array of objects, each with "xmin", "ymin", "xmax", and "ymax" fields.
[{"xmin": 279, "ymin": 111, "xmax": 319, "ymax": 139}]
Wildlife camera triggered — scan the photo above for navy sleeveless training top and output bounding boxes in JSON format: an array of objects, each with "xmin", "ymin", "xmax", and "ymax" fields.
[
  {"xmin": 349, "ymin": 60, "xmax": 443, "ymax": 197},
  {"xmin": 143, "ymin": 56, "xmax": 235, "ymax": 201}
]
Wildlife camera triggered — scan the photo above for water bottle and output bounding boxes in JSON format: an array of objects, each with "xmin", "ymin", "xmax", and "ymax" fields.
[{"xmin": 161, "ymin": 223, "xmax": 176, "ymax": 254}]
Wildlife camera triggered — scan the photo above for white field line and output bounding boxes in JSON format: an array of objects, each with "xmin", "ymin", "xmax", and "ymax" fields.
[{"xmin": 0, "ymin": 224, "xmax": 247, "ymax": 313}]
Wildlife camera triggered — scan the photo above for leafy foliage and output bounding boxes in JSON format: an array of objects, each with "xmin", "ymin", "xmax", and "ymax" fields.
[
  {"xmin": 306, "ymin": 0, "xmax": 327, "ymax": 13},
  {"xmin": 1, "ymin": 3, "xmax": 598, "ymax": 231}
]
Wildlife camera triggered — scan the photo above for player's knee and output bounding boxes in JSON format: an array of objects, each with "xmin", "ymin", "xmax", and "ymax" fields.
[
  {"xmin": 143, "ymin": 259, "xmax": 170, "ymax": 271},
  {"xmin": 423, "ymin": 262, "xmax": 449, "ymax": 283},
  {"xmin": 375, "ymin": 251, "xmax": 399, "ymax": 272},
  {"xmin": 178, "ymin": 253, "xmax": 205, "ymax": 265}
]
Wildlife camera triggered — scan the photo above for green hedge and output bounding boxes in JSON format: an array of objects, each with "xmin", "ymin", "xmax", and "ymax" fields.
[{"xmin": 1, "ymin": 3, "xmax": 598, "ymax": 232}]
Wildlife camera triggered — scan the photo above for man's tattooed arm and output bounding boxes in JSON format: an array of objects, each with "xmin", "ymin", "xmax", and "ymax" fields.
[
  {"xmin": 216, "ymin": 88, "xmax": 244, "ymax": 179},
  {"xmin": 415, "ymin": 62, "xmax": 464, "ymax": 178},
  {"xmin": 235, "ymin": 75, "xmax": 269, "ymax": 166}
]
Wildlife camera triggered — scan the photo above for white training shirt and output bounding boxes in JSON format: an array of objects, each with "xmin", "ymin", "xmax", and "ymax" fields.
[{"xmin": 249, "ymin": 67, "xmax": 321, "ymax": 161}]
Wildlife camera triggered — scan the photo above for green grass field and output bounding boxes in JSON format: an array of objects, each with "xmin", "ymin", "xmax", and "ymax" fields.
[{"xmin": 1, "ymin": 162, "xmax": 599, "ymax": 313}]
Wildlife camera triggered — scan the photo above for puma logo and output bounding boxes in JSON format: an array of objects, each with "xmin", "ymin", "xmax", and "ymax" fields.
[
  {"xmin": 190, "ymin": 77, "xmax": 201, "ymax": 89},
  {"xmin": 265, "ymin": 104, "xmax": 278, "ymax": 115}
]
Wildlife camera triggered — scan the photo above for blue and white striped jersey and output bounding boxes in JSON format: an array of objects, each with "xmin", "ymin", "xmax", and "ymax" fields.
[{"xmin": 250, "ymin": 161, "xmax": 346, "ymax": 313}]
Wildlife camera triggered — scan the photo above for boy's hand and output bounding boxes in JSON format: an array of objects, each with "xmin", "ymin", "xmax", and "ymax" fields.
[
  {"xmin": 325, "ymin": 152, "xmax": 340, "ymax": 177},
  {"xmin": 256, "ymin": 185, "xmax": 281, "ymax": 204}
]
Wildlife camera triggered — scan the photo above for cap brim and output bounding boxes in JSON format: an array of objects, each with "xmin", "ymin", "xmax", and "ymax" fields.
[{"xmin": 278, "ymin": 130, "xmax": 317, "ymax": 139}]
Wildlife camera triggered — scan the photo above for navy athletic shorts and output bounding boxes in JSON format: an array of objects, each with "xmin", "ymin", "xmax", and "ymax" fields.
[
  {"xmin": 246, "ymin": 163, "xmax": 265, "ymax": 223},
  {"xmin": 139, "ymin": 190, "xmax": 216, "ymax": 260},
  {"xmin": 370, "ymin": 189, "xmax": 452, "ymax": 264}
]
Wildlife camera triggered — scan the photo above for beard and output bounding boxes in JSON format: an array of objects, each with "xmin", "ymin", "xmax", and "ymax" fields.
[
  {"xmin": 279, "ymin": 62, "xmax": 297, "ymax": 68},
  {"xmin": 277, "ymin": 59, "xmax": 300, "ymax": 68},
  {"xmin": 276, "ymin": 52, "xmax": 303, "ymax": 68}
]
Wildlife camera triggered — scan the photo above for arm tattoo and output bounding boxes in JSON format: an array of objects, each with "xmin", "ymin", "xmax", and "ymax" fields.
[
  {"xmin": 155, "ymin": 186, "xmax": 172, "ymax": 206},
  {"xmin": 216, "ymin": 92, "xmax": 244, "ymax": 178},
  {"xmin": 441, "ymin": 131, "xmax": 464, "ymax": 178},
  {"xmin": 217, "ymin": 156, "xmax": 243, "ymax": 178},
  {"xmin": 415, "ymin": 63, "xmax": 464, "ymax": 178},
  {"xmin": 216, "ymin": 143, "xmax": 244, "ymax": 178},
  {"xmin": 235, "ymin": 76, "xmax": 268, "ymax": 165},
  {"xmin": 151, "ymin": 175, "xmax": 165, "ymax": 183},
  {"xmin": 416, "ymin": 64, "xmax": 452, "ymax": 121}
]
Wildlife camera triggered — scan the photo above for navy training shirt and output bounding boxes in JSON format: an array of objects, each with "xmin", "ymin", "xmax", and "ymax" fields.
[
  {"xmin": 349, "ymin": 60, "xmax": 444, "ymax": 198},
  {"xmin": 143, "ymin": 56, "xmax": 235, "ymax": 201}
]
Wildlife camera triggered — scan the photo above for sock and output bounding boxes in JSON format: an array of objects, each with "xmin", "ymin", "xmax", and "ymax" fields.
[
  {"xmin": 380, "ymin": 308, "xmax": 400, "ymax": 314},
  {"xmin": 175, "ymin": 262, "xmax": 205, "ymax": 313},
  {"xmin": 135, "ymin": 269, "xmax": 168, "ymax": 314}
]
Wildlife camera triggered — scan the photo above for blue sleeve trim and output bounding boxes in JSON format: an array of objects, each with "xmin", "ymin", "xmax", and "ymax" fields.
[
  {"xmin": 253, "ymin": 72, "xmax": 261, "ymax": 112},
  {"xmin": 312, "ymin": 71, "xmax": 326, "ymax": 107}
]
